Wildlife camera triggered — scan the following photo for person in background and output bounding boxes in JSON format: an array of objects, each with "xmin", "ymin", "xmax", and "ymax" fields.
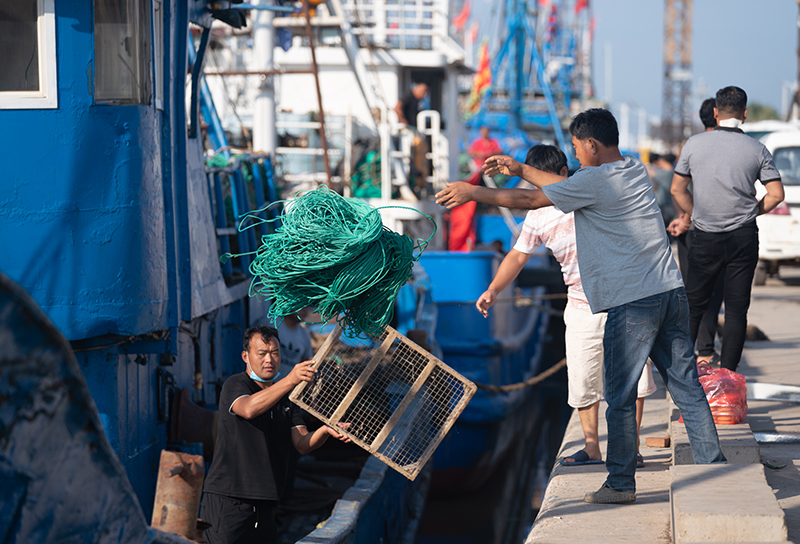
[
  {"xmin": 671, "ymin": 86, "xmax": 785, "ymax": 372},
  {"xmin": 649, "ymin": 152, "xmax": 677, "ymax": 227},
  {"xmin": 472, "ymin": 144, "xmax": 657, "ymax": 468},
  {"xmin": 277, "ymin": 308, "xmax": 313, "ymax": 378},
  {"xmin": 200, "ymin": 325, "xmax": 349, "ymax": 544},
  {"xmin": 668, "ymin": 98, "xmax": 725, "ymax": 366},
  {"xmin": 394, "ymin": 82, "xmax": 429, "ymax": 128},
  {"xmin": 437, "ymin": 108, "xmax": 725, "ymax": 505},
  {"xmin": 468, "ymin": 126, "xmax": 503, "ymax": 169}
]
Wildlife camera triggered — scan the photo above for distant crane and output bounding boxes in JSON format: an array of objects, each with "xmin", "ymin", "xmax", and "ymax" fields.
[
  {"xmin": 787, "ymin": 0, "xmax": 800, "ymax": 121},
  {"xmin": 662, "ymin": 0, "xmax": 692, "ymax": 146}
]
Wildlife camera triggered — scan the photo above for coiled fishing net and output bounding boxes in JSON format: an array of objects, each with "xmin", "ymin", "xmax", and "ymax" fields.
[{"xmin": 222, "ymin": 186, "xmax": 436, "ymax": 337}]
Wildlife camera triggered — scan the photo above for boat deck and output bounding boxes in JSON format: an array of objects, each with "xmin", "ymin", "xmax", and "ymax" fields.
[{"xmin": 528, "ymin": 270, "xmax": 800, "ymax": 543}]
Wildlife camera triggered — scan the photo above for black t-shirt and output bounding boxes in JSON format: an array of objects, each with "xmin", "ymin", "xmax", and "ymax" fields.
[
  {"xmin": 203, "ymin": 372, "xmax": 306, "ymax": 501},
  {"xmin": 400, "ymin": 92, "xmax": 420, "ymax": 127}
]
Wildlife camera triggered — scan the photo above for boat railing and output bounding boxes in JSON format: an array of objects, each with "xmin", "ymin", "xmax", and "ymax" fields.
[
  {"xmin": 343, "ymin": 0, "xmax": 449, "ymax": 52},
  {"xmin": 268, "ymin": 0, "xmax": 451, "ymax": 53},
  {"xmin": 274, "ymin": 112, "xmax": 354, "ymax": 192},
  {"xmin": 204, "ymin": 152, "xmax": 280, "ymax": 281}
]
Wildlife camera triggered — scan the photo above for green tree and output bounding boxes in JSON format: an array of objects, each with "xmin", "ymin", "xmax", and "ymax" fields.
[{"xmin": 747, "ymin": 102, "xmax": 780, "ymax": 122}]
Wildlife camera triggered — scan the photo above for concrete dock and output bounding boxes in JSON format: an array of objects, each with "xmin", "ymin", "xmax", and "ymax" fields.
[{"xmin": 527, "ymin": 270, "xmax": 800, "ymax": 543}]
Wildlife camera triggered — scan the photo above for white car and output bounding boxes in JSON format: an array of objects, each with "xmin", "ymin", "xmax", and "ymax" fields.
[{"xmin": 754, "ymin": 130, "xmax": 800, "ymax": 284}]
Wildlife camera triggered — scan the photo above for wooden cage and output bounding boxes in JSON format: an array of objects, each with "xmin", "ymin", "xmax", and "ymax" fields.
[{"xmin": 289, "ymin": 325, "xmax": 476, "ymax": 480}]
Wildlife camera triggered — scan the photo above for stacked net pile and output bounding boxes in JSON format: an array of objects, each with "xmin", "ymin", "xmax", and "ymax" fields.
[{"xmin": 290, "ymin": 325, "xmax": 476, "ymax": 480}]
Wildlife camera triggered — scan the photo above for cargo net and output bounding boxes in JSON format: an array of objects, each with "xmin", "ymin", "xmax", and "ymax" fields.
[{"xmin": 290, "ymin": 325, "xmax": 476, "ymax": 480}]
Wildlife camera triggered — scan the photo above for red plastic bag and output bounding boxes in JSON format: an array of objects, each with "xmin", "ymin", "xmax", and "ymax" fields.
[
  {"xmin": 699, "ymin": 368, "xmax": 748, "ymax": 424},
  {"xmin": 679, "ymin": 366, "xmax": 748, "ymax": 425}
]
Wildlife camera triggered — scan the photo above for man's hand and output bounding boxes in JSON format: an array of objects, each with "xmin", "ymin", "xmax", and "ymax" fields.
[
  {"xmin": 324, "ymin": 423, "xmax": 352, "ymax": 443},
  {"xmin": 436, "ymin": 182, "xmax": 477, "ymax": 209},
  {"xmin": 667, "ymin": 213, "xmax": 691, "ymax": 237},
  {"xmin": 476, "ymin": 289, "xmax": 497, "ymax": 318},
  {"xmin": 483, "ymin": 155, "xmax": 523, "ymax": 178},
  {"xmin": 287, "ymin": 360, "xmax": 317, "ymax": 386}
]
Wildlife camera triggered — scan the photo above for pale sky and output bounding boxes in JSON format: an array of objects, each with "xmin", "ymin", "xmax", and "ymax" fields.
[
  {"xmin": 591, "ymin": 0, "xmax": 797, "ymax": 118},
  {"xmin": 475, "ymin": 0, "xmax": 799, "ymax": 121}
]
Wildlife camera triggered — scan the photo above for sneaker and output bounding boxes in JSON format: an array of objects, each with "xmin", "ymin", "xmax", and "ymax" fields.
[{"xmin": 584, "ymin": 483, "xmax": 636, "ymax": 504}]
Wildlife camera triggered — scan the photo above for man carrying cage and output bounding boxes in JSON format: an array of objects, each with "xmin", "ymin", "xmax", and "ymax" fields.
[{"xmin": 200, "ymin": 324, "xmax": 349, "ymax": 544}]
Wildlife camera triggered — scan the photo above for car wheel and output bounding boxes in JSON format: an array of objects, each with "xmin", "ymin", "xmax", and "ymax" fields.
[{"xmin": 753, "ymin": 260, "xmax": 768, "ymax": 286}]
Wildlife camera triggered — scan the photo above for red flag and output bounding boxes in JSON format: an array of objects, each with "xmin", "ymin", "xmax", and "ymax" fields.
[
  {"xmin": 464, "ymin": 40, "xmax": 491, "ymax": 119},
  {"xmin": 575, "ymin": 0, "xmax": 588, "ymax": 13},
  {"xmin": 453, "ymin": 0, "xmax": 471, "ymax": 32},
  {"xmin": 469, "ymin": 21, "xmax": 479, "ymax": 45}
]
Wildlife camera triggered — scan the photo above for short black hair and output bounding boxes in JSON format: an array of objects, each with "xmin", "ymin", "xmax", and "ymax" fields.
[
  {"xmin": 649, "ymin": 152, "xmax": 661, "ymax": 164},
  {"xmin": 569, "ymin": 108, "xmax": 619, "ymax": 147},
  {"xmin": 699, "ymin": 98, "xmax": 716, "ymax": 129},
  {"xmin": 525, "ymin": 144, "xmax": 568, "ymax": 174},
  {"xmin": 243, "ymin": 325, "xmax": 280, "ymax": 351},
  {"xmin": 715, "ymin": 86, "xmax": 747, "ymax": 117},
  {"xmin": 662, "ymin": 153, "xmax": 676, "ymax": 166}
]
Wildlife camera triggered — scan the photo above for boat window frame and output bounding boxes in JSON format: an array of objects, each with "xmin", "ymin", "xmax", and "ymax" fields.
[
  {"xmin": 93, "ymin": 0, "xmax": 153, "ymax": 106},
  {"xmin": 152, "ymin": 0, "xmax": 163, "ymax": 111},
  {"xmin": 0, "ymin": 0, "xmax": 58, "ymax": 110}
]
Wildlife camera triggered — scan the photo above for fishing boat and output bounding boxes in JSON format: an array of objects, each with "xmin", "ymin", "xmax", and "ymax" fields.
[{"xmin": 0, "ymin": 1, "xmax": 428, "ymax": 542}]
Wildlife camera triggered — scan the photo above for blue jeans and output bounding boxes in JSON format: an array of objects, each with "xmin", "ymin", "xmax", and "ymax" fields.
[{"xmin": 603, "ymin": 287, "xmax": 725, "ymax": 492}]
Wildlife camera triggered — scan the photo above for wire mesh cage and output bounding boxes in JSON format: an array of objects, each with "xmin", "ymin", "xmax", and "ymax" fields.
[{"xmin": 289, "ymin": 325, "xmax": 476, "ymax": 480}]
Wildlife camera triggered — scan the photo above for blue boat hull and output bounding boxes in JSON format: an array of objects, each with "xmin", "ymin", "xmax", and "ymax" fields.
[{"xmin": 419, "ymin": 246, "xmax": 550, "ymax": 493}]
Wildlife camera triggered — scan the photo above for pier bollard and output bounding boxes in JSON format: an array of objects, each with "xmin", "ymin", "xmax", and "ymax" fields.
[{"xmin": 151, "ymin": 450, "xmax": 205, "ymax": 540}]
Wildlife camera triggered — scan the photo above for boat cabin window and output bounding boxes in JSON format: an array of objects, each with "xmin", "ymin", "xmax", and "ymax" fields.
[
  {"xmin": 94, "ymin": 0, "xmax": 152, "ymax": 105},
  {"xmin": 0, "ymin": 0, "xmax": 58, "ymax": 109}
]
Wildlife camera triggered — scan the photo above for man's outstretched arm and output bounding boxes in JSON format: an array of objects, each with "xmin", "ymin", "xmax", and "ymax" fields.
[
  {"xmin": 436, "ymin": 182, "xmax": 553, "ymax": 210},
  {"xmin": 483, "ymin": 155, "xmax": 566, "ymax": 188}
]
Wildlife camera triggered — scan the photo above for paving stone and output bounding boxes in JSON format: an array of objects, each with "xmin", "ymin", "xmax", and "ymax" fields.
[
  {"xmin": 669, "ymin": 414, "xmax": 760, "ymax": 465},
  {"xmin": 671, "ymin": 464, "xmax": 787, "ymax": 544}
]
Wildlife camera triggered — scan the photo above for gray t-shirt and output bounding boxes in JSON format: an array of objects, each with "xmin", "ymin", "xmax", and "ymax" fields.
[
  {"xmin": 541, "ymin": 156, "xmax": 683, "ymax": 313},
  {"xmin": 674, "ymin": 126, "xmax": 781, "ymax": 233}
]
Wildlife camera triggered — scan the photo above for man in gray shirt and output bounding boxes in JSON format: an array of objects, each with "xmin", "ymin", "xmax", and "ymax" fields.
[
  {"xmin": 671, "ymin": 86, "xmax": 785, "ymax": 371},
  {"xmin": 436, "ymin": 108, "xmax": 725, "ymax": 504}
]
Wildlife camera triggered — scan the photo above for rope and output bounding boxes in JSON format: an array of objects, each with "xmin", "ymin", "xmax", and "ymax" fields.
[
  {"xmin": 472, "ymin": 294, "xmax": 567, "ymax": 393},
  {"xmin": 474, "ymin": 357, "xmax": 566, "ymax": 393},
  {"xmin": 221, "ymin": 185, "xmax": 436, "ymax": 337}
]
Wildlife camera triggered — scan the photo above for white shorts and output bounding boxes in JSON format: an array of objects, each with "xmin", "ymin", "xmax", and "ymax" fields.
[{"xmin": 563, "ymin": 303, "xmax": 657, "ymax": 409}]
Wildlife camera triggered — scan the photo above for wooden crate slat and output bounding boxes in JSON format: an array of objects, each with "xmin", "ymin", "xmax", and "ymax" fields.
[
  {"xmin": 289, "ymin": 324, "xmax": 343, "ymax": 403},
  {"xmin": 328, "ymin": 329, "xmax": 397, "ymax": 423},
  {"xmin": 368, "ymin": 358, "xmax": 437, "ymax": 452}
]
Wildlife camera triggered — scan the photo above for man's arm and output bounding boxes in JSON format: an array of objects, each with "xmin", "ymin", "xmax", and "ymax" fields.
[
  {"xmin": 291, "ymin": 423, "xmax": 351, "ymax": 455},
  {"xmin": 483, "ymin": 155, "xmax": 566, "ymax": 187},
  {"xmin": 476, "ymin": 249, "xmax": 531, "ymax": 317},
  {"xmin": 758, "ymin": 180, "xmax": 785, "ymax": 215},
  {"xmin": 436, "ymin": 182, "xmax": 553, "ymax": 210},
  {"xmin": 670, "ymin": 172, "xmax": 694, "ymax": 216},
  {"xmin": 394, "ymin": 100, "xmax": 408, "ymax": 124},
  {"xmin": 231, "ymin": 361, "xmax": 316, "ymax": 420}
]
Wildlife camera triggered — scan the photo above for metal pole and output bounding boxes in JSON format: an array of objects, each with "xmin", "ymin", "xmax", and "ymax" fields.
[
  {"xmin": 303, "ymin": 0, "xmax": 332, "ymax": 186},
  {"xmin": 253, "ymin": 0, "xmax": 277, "ymax": 154}
]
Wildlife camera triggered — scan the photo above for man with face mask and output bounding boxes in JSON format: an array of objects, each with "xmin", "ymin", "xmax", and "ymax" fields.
[{"xmin": 200, "ymin": 325, "xmax": 349, "ymax": 544}]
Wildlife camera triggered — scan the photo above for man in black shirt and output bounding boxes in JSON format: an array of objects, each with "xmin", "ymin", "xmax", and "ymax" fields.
[
  {"xmin": 394, "ymin": 82, "xmax": 429, "ymax": 128},
  {"xmin": 200, "ymin": 325, "xmax": 349, "ymax": 544}
]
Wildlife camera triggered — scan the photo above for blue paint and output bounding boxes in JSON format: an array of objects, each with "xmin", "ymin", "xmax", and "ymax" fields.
[
  {"xmin": 0, "ymin": 0, "xmax": 272, "ymax": 520},
  {"xmin": 419, "ymin": 249, "xmax": 550, "ymax": 489}
]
